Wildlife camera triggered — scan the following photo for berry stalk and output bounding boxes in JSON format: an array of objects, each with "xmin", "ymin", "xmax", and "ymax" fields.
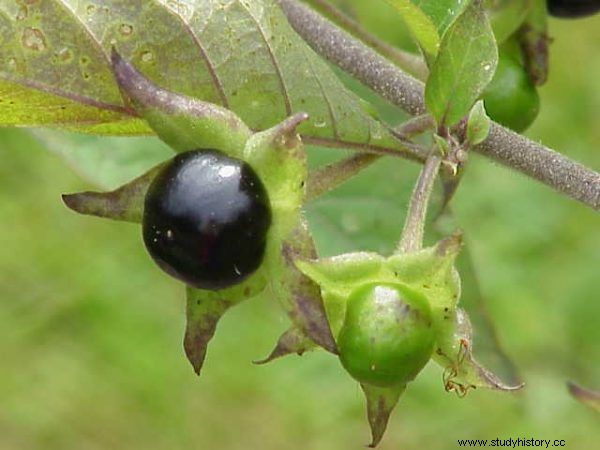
[{"xmin": 397, "ymin": 150, "xmax": 442, "ymax": 253}]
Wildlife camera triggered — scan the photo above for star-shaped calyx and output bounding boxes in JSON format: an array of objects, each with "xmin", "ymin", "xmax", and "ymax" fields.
[
  {"xmin": 296, "ymin": 231, "xmax": 522, "ymax": 446},
  {"xmin": 63, "ymin": 50, "xmax": 336, "ymax": 375}
]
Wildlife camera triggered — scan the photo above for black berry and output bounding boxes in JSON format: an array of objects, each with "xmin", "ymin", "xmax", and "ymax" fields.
[
  {"xmin": 547, "ymin": 0, "xmax": 600, "ymax": 18},
  {"xmin": 143, "ymin": 150, "xmax": 272, "ymax": 290}
]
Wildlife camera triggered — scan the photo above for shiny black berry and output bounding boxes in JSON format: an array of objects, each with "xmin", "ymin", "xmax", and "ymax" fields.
[
  {"xmin": 547, "ymin": 0, "xmax": 600, "ymax": 18},
  {"xmin": 143, "ymin": 149, "xmax": 272, "ymax": 290}
]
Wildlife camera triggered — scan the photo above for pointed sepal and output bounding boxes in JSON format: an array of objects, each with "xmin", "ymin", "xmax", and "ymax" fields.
[
  {"xmin": 254, "ymin": 326, "xmax": 315, "ymax": 364},
  {"xmin": 248, "ymin": 112, "xmax": 309, "ymax": 156},
  {"xmin": 184, "ymin": 271, "xmax": 267, "ymax": 375},
  {"xmin": 295, "ymin": 252, "xmax": 386, "ymax": 336},
  {"xmin": 361, "ymin": 383, "xmax": 406, "ymax": 448},
  {"xmin": 271, "ymin": 220, "xmax": 337, "ymax": 354},
  {"xmin": 62, "ymin": 163, "xmax": 164, "ymax": 223},
  {"xmin": 243, "ymin": 114, "xmax": 336, "ymax": 351},
  {"xmin": 243, "ymin": 112, "xmax": 310, "ymax": 242},
  {"xmin": 433, "ymin": 308, "xmax": 524, "ymax": 394},
  {"xmin": 387, "ymin": 232, "xmax": 463, "ymax": 311},
  {"xmin": 567, "ymin": 382, "xmax": 600, "ymax": 413},
  {"xmin": 110, "ymin": 49, "xmax": 251, "ymax": 154}
]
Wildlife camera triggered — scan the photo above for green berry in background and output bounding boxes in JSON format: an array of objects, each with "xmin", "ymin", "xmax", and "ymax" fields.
[{"xmin": 482, "ymin": 54, "xmax": 540, "ymax": 132}]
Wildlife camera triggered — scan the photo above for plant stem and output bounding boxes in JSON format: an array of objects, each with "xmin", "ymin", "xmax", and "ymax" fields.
[
  {"xmin": 306, "ymin": 153, "xmax": 381, "ymax": 201},
  {"xmin": 301, "ymin": 135, "xmax": 427, "ymax": 161},
  {"xmin": 280, "ymin": 0, "xmax": 600, "ymax": 211},
  {"xmin": 302, "ymin": 0, "xmax": 428, "ymax": 80},
  {"xmin": 392, "ymin": 114, "xmax": 435, "ymax": 139},
  {"xmin": 398, "ymin": 150, "xmax": 442, "ymax": 253},
  {"xmin": 305, "ymin": 114, "xmax": 434, "ymax": 200}
]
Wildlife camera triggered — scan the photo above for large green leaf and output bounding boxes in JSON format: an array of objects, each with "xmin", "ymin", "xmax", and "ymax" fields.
[
  {"xmin": 424, "ymin": 0, "xmax": 498, "ymax": 127},
  {"xmin": 0, "ymin": 0, "xmax": 409, "ymax": 156}
]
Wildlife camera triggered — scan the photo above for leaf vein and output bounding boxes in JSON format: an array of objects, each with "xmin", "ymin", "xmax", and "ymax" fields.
[
  {"xmin": 303, "ymin": 47, "xmax": 339, "ymax": 140},
  {"xmin": 157, "ymin": 0, "xmax": 230, "ymax": 108},
  {"xmin": 236, "ymin": 0, "xmax": 292, "ymax": 116},
  {"xmin": 1, "ymin": 76, "xmax": 133, "ymax": 115}
]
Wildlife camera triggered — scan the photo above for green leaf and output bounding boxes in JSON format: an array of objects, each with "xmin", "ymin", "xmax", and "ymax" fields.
[
  {"xmin": 384, "ymin": 0, "xmax": 469, "ymax": 64},
  {"xmin": 383, "ymin": 0, "xmax": 440, "ymax": 62},
  {"xmin": 0, "ymin": 79, "xmax": 148, "ymax": 134},
  {"xmin": 424, "ymin": 0, "xmax": 498, "ymax": 126},
  {"xmin": 489, "ymin": 0, "xmax": 532, "ymax": 44},
  {"xmin": 413, "ymin": 0, "xmax": 470, "ymax": 34},
  {"xmin": 0, "ymin": 0, "xmax": 408, "ymax": 157},
  {"xmin": 466, "ymin": 100, "xmax": 491, "ymax": 145}
]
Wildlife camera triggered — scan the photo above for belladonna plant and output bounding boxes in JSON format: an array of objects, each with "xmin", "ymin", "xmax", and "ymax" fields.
[
  {"xmin": 61, "ymin": 51, "xmax": 521, "ymax": 447},
  {"xmin": 2, "ymin": 0, "xmax": 598, "ymax": 446}
]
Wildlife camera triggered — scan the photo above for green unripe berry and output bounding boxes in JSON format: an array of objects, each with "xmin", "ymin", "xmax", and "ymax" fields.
[
  {"xmin": 337, "ymin": 283, "xmax": 435, "ymax": 388},
  {"xmin": 482, "ymin": 54, "xmax": 540, "ymax": 132}
]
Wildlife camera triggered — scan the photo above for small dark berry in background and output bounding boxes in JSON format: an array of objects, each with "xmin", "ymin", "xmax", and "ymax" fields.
[{"xmin": 547, "ymin": 0, "xmax": 600, "ymax": 18}]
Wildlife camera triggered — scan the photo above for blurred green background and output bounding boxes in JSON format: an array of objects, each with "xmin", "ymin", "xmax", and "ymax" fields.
[{"xmin": 0, "ymin": 2, "xmax": 599, "ymax": 449}]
